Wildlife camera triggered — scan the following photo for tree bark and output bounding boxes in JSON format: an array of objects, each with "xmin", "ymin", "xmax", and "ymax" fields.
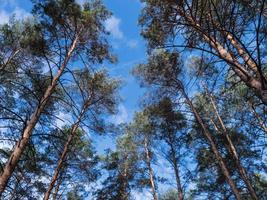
[
  {"xmin": 169, "ymin": 143, "xmax": 183, "ymax": 200},
  {"xmin": 0, "ymin": 49, "xmax": 21, "ymax": 72},
  {"xmin": 144, "ymin": 138, "xmax": 158, "ymax": 200},
  {"xmin": 122, "ymin": 162, "xmax": 128, "ymax": 200},
  {"xmin": 0, "ymin": 35, "xmax": 79, "ymax": 195},
  {"xmin": 52, "ymin": 176, "xmax": 63, "ymax": 200},
  {"xmin": 249, "ymin": 102, "xmax": 267, "ymax": 134},
  {"xmin": 176, "ymin": 7, "xmax": 267, "ymax": 104},
  {"xmin": 43, "ymin": 126, "xmax": 77, "ymax": 200},
  {"xmin": 178, "ymin": 86, "xmax": 242, "ymax": 200},
  {"xmin": 207, "ymin": 92, "xmax": 259, "ymax": 200},
  {"xmin": 43, "ymin": 97, "xmax": 91, "ymax": 200}
]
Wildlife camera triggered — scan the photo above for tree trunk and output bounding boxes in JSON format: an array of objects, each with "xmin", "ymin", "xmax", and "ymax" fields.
[
  {"xmin": 176, "ymin": 8, "xmax": 267, "ymax": 104},
  {"xmin": 249, "ymin": 101, "xmax": 267, "ymax": 134},
  {"xmin": 122, "ymin": 163, "xmax": 128, "ymax": 200},
  {"xmin": 207, "ymin": 92, "xmax": 259, "ymax": 200},
  {"xmin": 52, "ymin": 175, "xmax": 63, "ymax": 200},
  {"xmin": 43, "ymin": 123, "xmax": 79, "ymax": 200},
  {"xmin": 0, "ymin": 35, "xmax": 79, "ymax": 195},
  {"xmin": 43, "ymin": 100, "xmax": 90, "ymax": 200},
  {"xmin": 0, "ymin": 49, "xmax": 21, "ymax": 72},
  {"xmin": 178, "ymin": 87, "xmax": 242, "ymax": 200},
  {"xmin": 169, "ymin": 144, "xmax": 183, "ymax": 200},
  {"xmin": 144, "ymin": 138, "xmax": 158, "ymax": 200}
]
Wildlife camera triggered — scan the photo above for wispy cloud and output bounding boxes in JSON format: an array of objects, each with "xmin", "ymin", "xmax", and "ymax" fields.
[
  {"xmin": 0, "ymin": 6, "xmax": 31, "ymax": 24},
  {"xmin": 54, "ymin": 112, "xmax": 73, "ymax": 128},
  {"xmin": 127, "ymin": 39, "xmax": 139, "ymax": 49},
  {"xmin": 0, "ymin": 10, "xmax": 10, "ymax": 24},
  {"xmin": 0, "ymin": 0, "xmax": 17, "ymax": 7},
  {"xmin": 76, "ymin": 0, "xmax": 86, "ymax": 5},
  {"xmin": 132, "ymin": 190, "xmax": 152, "ymax": 200},
  {"xmin": 105, "ymin": 16, "xmax": 124, "ymax": 39},
  {"xmin": 110, "ymin": 104, "xmax": 128, "ymax": 125}
]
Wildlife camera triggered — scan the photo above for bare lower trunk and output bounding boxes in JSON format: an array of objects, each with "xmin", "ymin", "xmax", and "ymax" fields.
[
  {"xmin": 169, "ymin": 144, "xmax": 183, "ymax": 200},
  {"xmin": 0, "ymin": 36, "xmax": 79, "ymax": 196},
  {"xmin": 144, "ymin": 138, "xmax": 158, "ymax": 200},
  {"xmin": 207, "ymin": 92, "xmax": 259, "ymax": 200},
  {"xmin": 179, "ymin": 87, "xmax": 242, "ymax": 200}
]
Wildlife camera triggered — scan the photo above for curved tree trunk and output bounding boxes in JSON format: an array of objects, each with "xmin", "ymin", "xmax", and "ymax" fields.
[{"xmin": 0, "ymin": 35, "xmax": 79, "ymax": 196}]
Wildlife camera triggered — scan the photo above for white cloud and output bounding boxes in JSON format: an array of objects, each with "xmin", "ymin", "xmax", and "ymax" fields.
[
  {"xmin": 0, "ymin": 141, "xmax": 13, "ymax": 151},
  {"xmin": 0, "ymin": 0, "xmax": 16, "ymax": 7},
  {"xmin": 0, "ymin": 7, "xmax": 31, "ymax": 25},
  {"xmin": 0, "ymin": 10, "xmax": 9, "ymax": 24},
  {"xmin": 105, "ymin": 16, "xmax": 124, "ymax": 39},
  {"xmin": 133, "ymin": 190, "xmax": 152, "ymax": 200},
  {"xmin": 13, "ymin": 7, "xmax": 31, "ymax": 19},
  {"xmin": 76, "ymin": 0, "xmax": 86, "ymax": 5},
  {"xmin": 110, "ymin": 104, "xmax": 128, "ymax": 125},
  {"xmin": 127, "ymin": 39, "xmax": 138, "ymax": 49},
  {"xmin": 54, "ymin": 112, "xmax": 73, "ymax": 128}
]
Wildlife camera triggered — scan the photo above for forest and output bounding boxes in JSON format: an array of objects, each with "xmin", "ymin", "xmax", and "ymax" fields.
[{"xmin": 0, "ymin": 0, "xmax": 266, "ymax": 199}]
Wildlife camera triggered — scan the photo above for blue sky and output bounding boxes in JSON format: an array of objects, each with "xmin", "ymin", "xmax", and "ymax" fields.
[
  {"xmin": 0, "ymin": 0, "xmax": 146, "ymax": 125},
  {"xmin": 0, "ymin": 1, "xmax": 192, "ymax": 198},
  {"xmin": 0, "ymin": 0, "xmax": 149, "ymax": 152},
  {"xmin": 103, "ymin": 0, "xmax": 147, "ymax": 124}
]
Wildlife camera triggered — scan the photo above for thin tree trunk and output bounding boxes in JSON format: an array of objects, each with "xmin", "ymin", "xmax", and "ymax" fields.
[
  {"xmin": 122, "ymin": 162, "xmax": 128, "ymax": 200},
  {"xmin": 52, "ymin": 175, "xmax": 63, "ymax": 200},
  {"xmin": 52, "ymin": 183, "xmax": 60, "ymax": 200},
  {"xmin": 43, "ymin": 95, "xmax": 92, "ymax": 200},
  {"xmin": 144, "ymin": 138, "xmax": 158, "ymax": 200},
  {"xmin": 0, "ymin": 35, "xmax": 79, "ymax": 195},
  {"xmin": 169, "ymin": 144, "xmax": 183, "ymax": 200},
  {"xmin": 207, "ymin": 92, "xmax": 259, "ymax": 200},
  {"xmin": 0, "ymin": 49, "xmax": 21, "ymax": 72},
  {"xmin": 177, "ymin": 86, "xmax": 242, "ymax": 200},
  {"xmin": 249, "ymin": 101, "xmax": 267, "ymax": 134},
  {"xmin": 43, "ymin": 123, "xmax": 79, "ymax": 200},
  {"xmin": 10, "ymin": 176, "xmax": 20, "ymax": 200}
]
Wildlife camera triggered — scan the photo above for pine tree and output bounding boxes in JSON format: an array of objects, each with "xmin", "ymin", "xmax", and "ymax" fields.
[{"xmin": 0, "ymin": 0, "xmax": 114, "ymax": 195}]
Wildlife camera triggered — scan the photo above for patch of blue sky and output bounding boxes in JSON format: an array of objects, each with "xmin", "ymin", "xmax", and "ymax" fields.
[{"xmin": 0, "ymin": 0, "xmax": 187, "ymax": 198}]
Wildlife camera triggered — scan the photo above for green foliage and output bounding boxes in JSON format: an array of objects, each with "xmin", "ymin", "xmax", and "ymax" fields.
[
  {"xmin": 0, "ymin": 0, "xmax": 266, "ymax": 199},
  {"xmin": 159, "ymin": 189, "xmax": 178, "ymax": 200},
  {"xmin": 67, "ymin": 187, "xmax": 83, "ymax": 200},
  {"xmin": 0, "ymin": 0, "xmax": 117, "ymax": 198},
  {"xmin": 133, "ymin": 50, "xmax": 181, "ymax": 88},
  {"xmin": 32, "ymin": 0, "xmax": 115, "ymax": 63},
  {"xmin": 94, "ymin": 135, "xmax": 140, "ymax": 200},
  {"xmin": 39, "ymin": 126, "xmax": 99, "ymax": 198}
]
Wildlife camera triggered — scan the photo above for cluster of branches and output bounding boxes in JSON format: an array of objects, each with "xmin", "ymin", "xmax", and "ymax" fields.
[
  {"xmin": 94, "ymin": 0, "xmax": 267, "ymax": 199},
  {"xmin": 0, "ymin": 0, "xmax": 266, "ymax": 200},
  {"xmin": 0, "ymin": 0, "xmax": 122, "ymax": 199}
]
